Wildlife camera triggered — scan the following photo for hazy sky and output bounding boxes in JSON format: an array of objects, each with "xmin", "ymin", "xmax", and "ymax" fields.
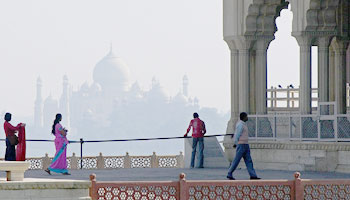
[{"xmin": 0, "ymin": 1, "xmax": 318, "ymax": 118}]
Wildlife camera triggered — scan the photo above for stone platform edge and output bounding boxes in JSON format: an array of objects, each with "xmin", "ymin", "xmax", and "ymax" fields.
[{"xmin": 0, "ymin": 179, "xmax": 90, "ymax": 190}]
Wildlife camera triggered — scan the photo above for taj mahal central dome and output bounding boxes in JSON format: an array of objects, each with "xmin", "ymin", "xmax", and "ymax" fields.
[{"xmin": 93, "ymin": 47, "xmax": 130, "ymax": 94}]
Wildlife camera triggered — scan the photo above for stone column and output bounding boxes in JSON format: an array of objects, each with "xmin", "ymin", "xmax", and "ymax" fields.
[
  {"xmin": 226, "ymin": 48, "xmax": 239, "ymax": 135},
  {"xmin": 230, "ymin": 49, "xmax": 239, "ymax": 121},
  {"xmin": 329, "ymin": 46, "xmax": 335, "ymax": 102},
  {"xmin": 255, "ymin": 38, "xmax": 272, "ymax": 114},
  {"xmin": 238, "ymin": 48, "xmax": 250, "ymax": 113},
  {"xmin": 250, "ymin": 50, "xmax": 256, "ymax": 114},
  {"xmin": 333, "ymin": 39, "xmax": 349, "ymax": 114},
  {"xmin": 318, "ymin": 37, "xmax": 331, "ymax": 103},
  {"xmin": 296, "ymin": 36, "xmax": 312, "ymax": 114}
]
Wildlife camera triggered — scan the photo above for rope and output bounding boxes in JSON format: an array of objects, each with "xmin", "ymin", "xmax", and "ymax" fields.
[{"xmin": 0, "ymin": 134, "xmax": 233, "ymax": 144}]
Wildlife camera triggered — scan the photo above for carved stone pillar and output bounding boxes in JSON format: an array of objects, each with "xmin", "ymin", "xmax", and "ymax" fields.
[
  {"xmin": 230, "ymin": 49, "xmax": 239, "ymax": 121},
  {"xmin": 250, "ymin": 50, "xmax": 256, "ymax": 114},
  {"xmin": 238, "ymin": 48, "xmax": 250, "ymax": 113},
  {"xmin": 295, "ymin": 36, "xmax": 313, "ymax": 114},
  {"xmin": 255, "ymin": 38, "xmax": 272, "ymax": 114},
  {"xmin": 318, "ymin": 37, "xmax": 331, "ymax": 103},
  {"xmin": 333, "ymin": 38, "xmax": 349, "ymax": 114},
  {"xmin": 329, "ymin": 46, "xmax": 335, "ymax": 103},
  {"xmin": 225, "ymin": 48, "xmax": 239, "ymax": 135}
]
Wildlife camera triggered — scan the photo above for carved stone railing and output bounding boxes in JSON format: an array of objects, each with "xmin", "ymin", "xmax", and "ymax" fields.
[
  {"xmin": 267, "ymin": 84, "xmax": 350, "ymax": 111},
  {"xmin": 23, "ymin": 152, "xmax": 184, "ymax": 170},
  {"xmin": 90, "ymin": 172, "xmax": 350, "ymax": 200}
]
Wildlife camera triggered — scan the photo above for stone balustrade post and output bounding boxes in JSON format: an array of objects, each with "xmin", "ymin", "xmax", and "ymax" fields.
[
  {"xmin": 89, "ymin": 174, "xmax": 97, "ymax": 200},
  {"xmin": 71, "ymin": 153, "xmax": 78, "ymax": 169},
  {"xmin": 274, "ymin": 87, "xmax": 277, "ymax": 107},
  {"xmin": 270, "ymin": 86, "xmax": 274, "ymax": 108},
  {"xmin": 287, "ymin": 86, "xmax": 290, "ymax": 108},
  {"xmin": 124, "ymin": 152, "xmax": 131, "ymax": 168},
  {"xmin": 97, "ymin": 152, "xmax": 104, "ymax": 169},
  {"xmin": 151, "ymin": 152, "xmax": 158, "ymax": 168},
  {"xmin": 179, "ymin": 173, "xmax": 187, "ymax": 199},
  {"xmin": 176, "ymin": 151, "xmax": 184, "ymax": 168},
  {"xmin": 42, "ymin": 153, "xmax": 50, "ymax": 170},
  {"xmin": 294, "ymin": 172, "xmax": 303, "ymax": 199}
]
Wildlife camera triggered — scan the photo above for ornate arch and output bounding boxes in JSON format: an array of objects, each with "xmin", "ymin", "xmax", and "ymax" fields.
[
  {"xmin": 245, "ymin": 0, "xmax": 289, "ymax": 37},
  {"xmin": 306, "ymin": 0, "xmax": 349, "ymax": 38}
]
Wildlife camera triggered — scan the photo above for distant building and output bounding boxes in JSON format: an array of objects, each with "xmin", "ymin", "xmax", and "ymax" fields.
[{"xmin": 33, "ymin": 47, "xmax": 228, "ymax": 143}]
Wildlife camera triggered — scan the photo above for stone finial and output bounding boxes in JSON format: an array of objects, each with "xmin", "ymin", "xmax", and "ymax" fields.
[
  {"xmin": 179, "ymin": 173, "xmax": 186, "ymax": 180},
  {"xmin": 90, "ymin": 174, "xmax": 96, "ymax": 181},
  {"xmin": 179, "ymin": 151, "xmax": 183, "ymax": 155},
  {"xmin": 99, "ymin": 152, "xmax": 103, "ymax": 156},
  {"xmin": 45, "ymin": 153, "xmax": 48, "ymax": 157},
  {"xmin": 294, "ymin": 172, "xmax": 301, "ymax": 179},
  {"xmin": 72, "ymin": 153, "xmax": 75, "ymax": 157},
  {"xmin": 152, "ymin": 152, "xmax": 156, "ymax": 156}
]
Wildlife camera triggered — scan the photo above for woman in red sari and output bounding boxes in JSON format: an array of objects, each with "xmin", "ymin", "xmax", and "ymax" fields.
[
  {"xmin": 3, "ymin": 113, "xmax": 25, "ymax": 161},
  {"xmin": 16, "ymin": 125, "xmax": 26, "ymax": 161}
]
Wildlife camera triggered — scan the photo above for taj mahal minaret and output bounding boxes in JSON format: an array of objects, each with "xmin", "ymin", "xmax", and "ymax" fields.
[
  {"xmin": 34, "ymin": 77, "xmax": 43, "ymax": 128},
  {"xmin": 182, "ymin": 75, "xmax": 189, "ymax": 97},
  {"xmin": 59, "ymin": 75, "xmax": 70, "ymax": 130}
]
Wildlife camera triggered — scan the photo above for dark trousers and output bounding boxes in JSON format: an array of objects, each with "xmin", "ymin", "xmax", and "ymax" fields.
[{"xmin": 5, "ymin": 138, "xmax": 16, "ymax": 161}]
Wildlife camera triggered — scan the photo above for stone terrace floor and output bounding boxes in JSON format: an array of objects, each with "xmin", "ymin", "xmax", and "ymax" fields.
[{"xmin": 8, "ymin": 168, "xmax": 350, "ymax": 182}]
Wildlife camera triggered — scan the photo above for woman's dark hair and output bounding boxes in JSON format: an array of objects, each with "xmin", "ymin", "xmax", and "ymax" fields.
[
  {"xmin": 193, "ymin": 113, "xmax": 199, "ymax": 118},
  {"xmin": 4, "ymin": 113, "xmax": 11, "ymax": 122},
  {"xmin": 51, "ymin": 113, "xmax": 62, "ymax": 135},
  {"xmin": 240, "ymin": 112, "xmax": 248, "ymax": 120}
]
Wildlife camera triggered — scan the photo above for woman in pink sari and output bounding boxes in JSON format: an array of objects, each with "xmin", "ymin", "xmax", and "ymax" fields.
[{"xmin": 45, "ymin": 113, "xmax": 70, "ymax": 175}]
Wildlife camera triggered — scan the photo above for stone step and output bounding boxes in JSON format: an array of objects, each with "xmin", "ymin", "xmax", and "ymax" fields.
[{"xmin": 184, "ymin": 137, "xmax": 229, "ymax": 168}]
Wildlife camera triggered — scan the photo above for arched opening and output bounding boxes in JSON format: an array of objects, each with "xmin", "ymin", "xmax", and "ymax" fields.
[{"xmin": 267, "ymin": 5, "xmax": 319, "ymax": 111}]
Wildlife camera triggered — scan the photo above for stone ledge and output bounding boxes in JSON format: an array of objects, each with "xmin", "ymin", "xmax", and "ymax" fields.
[
  {"xmin": 0, "ymin": 179, "xmax": 90, "ymax": 190},
  {"xmin": 224, "ymin": 141, "xmax": 350, "ymax": 151}
]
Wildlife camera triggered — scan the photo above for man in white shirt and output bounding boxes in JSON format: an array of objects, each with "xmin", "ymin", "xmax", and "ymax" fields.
[{"xmin": 227, "ymin": 112, "xmax": 260, "ymax": 180}]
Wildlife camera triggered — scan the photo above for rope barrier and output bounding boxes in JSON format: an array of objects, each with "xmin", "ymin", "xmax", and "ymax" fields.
[
  {"xmin": 81, "ymin": 134, "xmax": 233, "ymax": 143},
  {"xmin": 0, "ymin": 134, "xmax": 233, "ymax": 144}
]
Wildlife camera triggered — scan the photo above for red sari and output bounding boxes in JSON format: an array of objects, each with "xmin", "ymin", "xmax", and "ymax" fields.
[{"xmin": 16, "ymin": 126, "xmax": 26, "ymax": 161}]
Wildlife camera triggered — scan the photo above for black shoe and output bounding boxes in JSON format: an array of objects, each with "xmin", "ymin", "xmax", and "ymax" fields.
[
  {"xmin": 62, "ymin": 172, "xmax": 71, "ymax": 175},
  {"xmin": 197, "ymin": 166, "xmax": 204, "ymax": 168},
  {"xmin": 250, "ymin": 177, "xmax": 261, "ymax": 180},
  {"xmin": 44, "ymin": 169, "xmax": 51, "ymax": 175},
  {"xmin": 226, "ymin": 176, "xmax": 235, "ymax": 180}
]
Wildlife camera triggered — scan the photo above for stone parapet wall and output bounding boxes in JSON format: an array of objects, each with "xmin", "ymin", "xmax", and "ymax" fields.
[
  {"xmin": 224, "ymin": 141, "xmax": 350, "ymax": 173},
  {"xmin": 20, "ymin": 152, "xmax": 184, "ymax": 170}
]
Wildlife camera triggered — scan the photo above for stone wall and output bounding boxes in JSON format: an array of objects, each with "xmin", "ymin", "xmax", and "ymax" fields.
[{"xmin": 224, "ymin": 141, "xmax": 350, "ymax": 173}]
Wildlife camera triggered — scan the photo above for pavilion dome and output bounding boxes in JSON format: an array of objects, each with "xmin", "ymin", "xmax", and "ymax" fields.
[{"xmin": 93, "ymin": 47, "xmax": 130, "ymax": 94}]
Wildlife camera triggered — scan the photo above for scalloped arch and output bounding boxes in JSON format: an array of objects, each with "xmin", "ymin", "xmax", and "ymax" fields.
[{"xmin": 245, "ymin": 0, "xmax": 289, "ymax": 37}]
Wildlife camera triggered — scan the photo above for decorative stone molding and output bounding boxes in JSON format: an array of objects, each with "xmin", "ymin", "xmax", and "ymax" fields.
[{"xmin": 225, "ymin": 141, "xmax": 350, "ymax": 151}]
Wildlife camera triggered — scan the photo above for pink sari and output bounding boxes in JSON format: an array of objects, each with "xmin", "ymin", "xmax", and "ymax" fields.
[{"xmin": 48, "ymin": 123, "xmax": 69, "ymax": 173}]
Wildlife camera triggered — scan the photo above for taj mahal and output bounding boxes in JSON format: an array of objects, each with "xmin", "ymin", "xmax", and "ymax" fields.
[{"xmin": 30, "ymin": 46, "xmax": 228, "ymax": 153}]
